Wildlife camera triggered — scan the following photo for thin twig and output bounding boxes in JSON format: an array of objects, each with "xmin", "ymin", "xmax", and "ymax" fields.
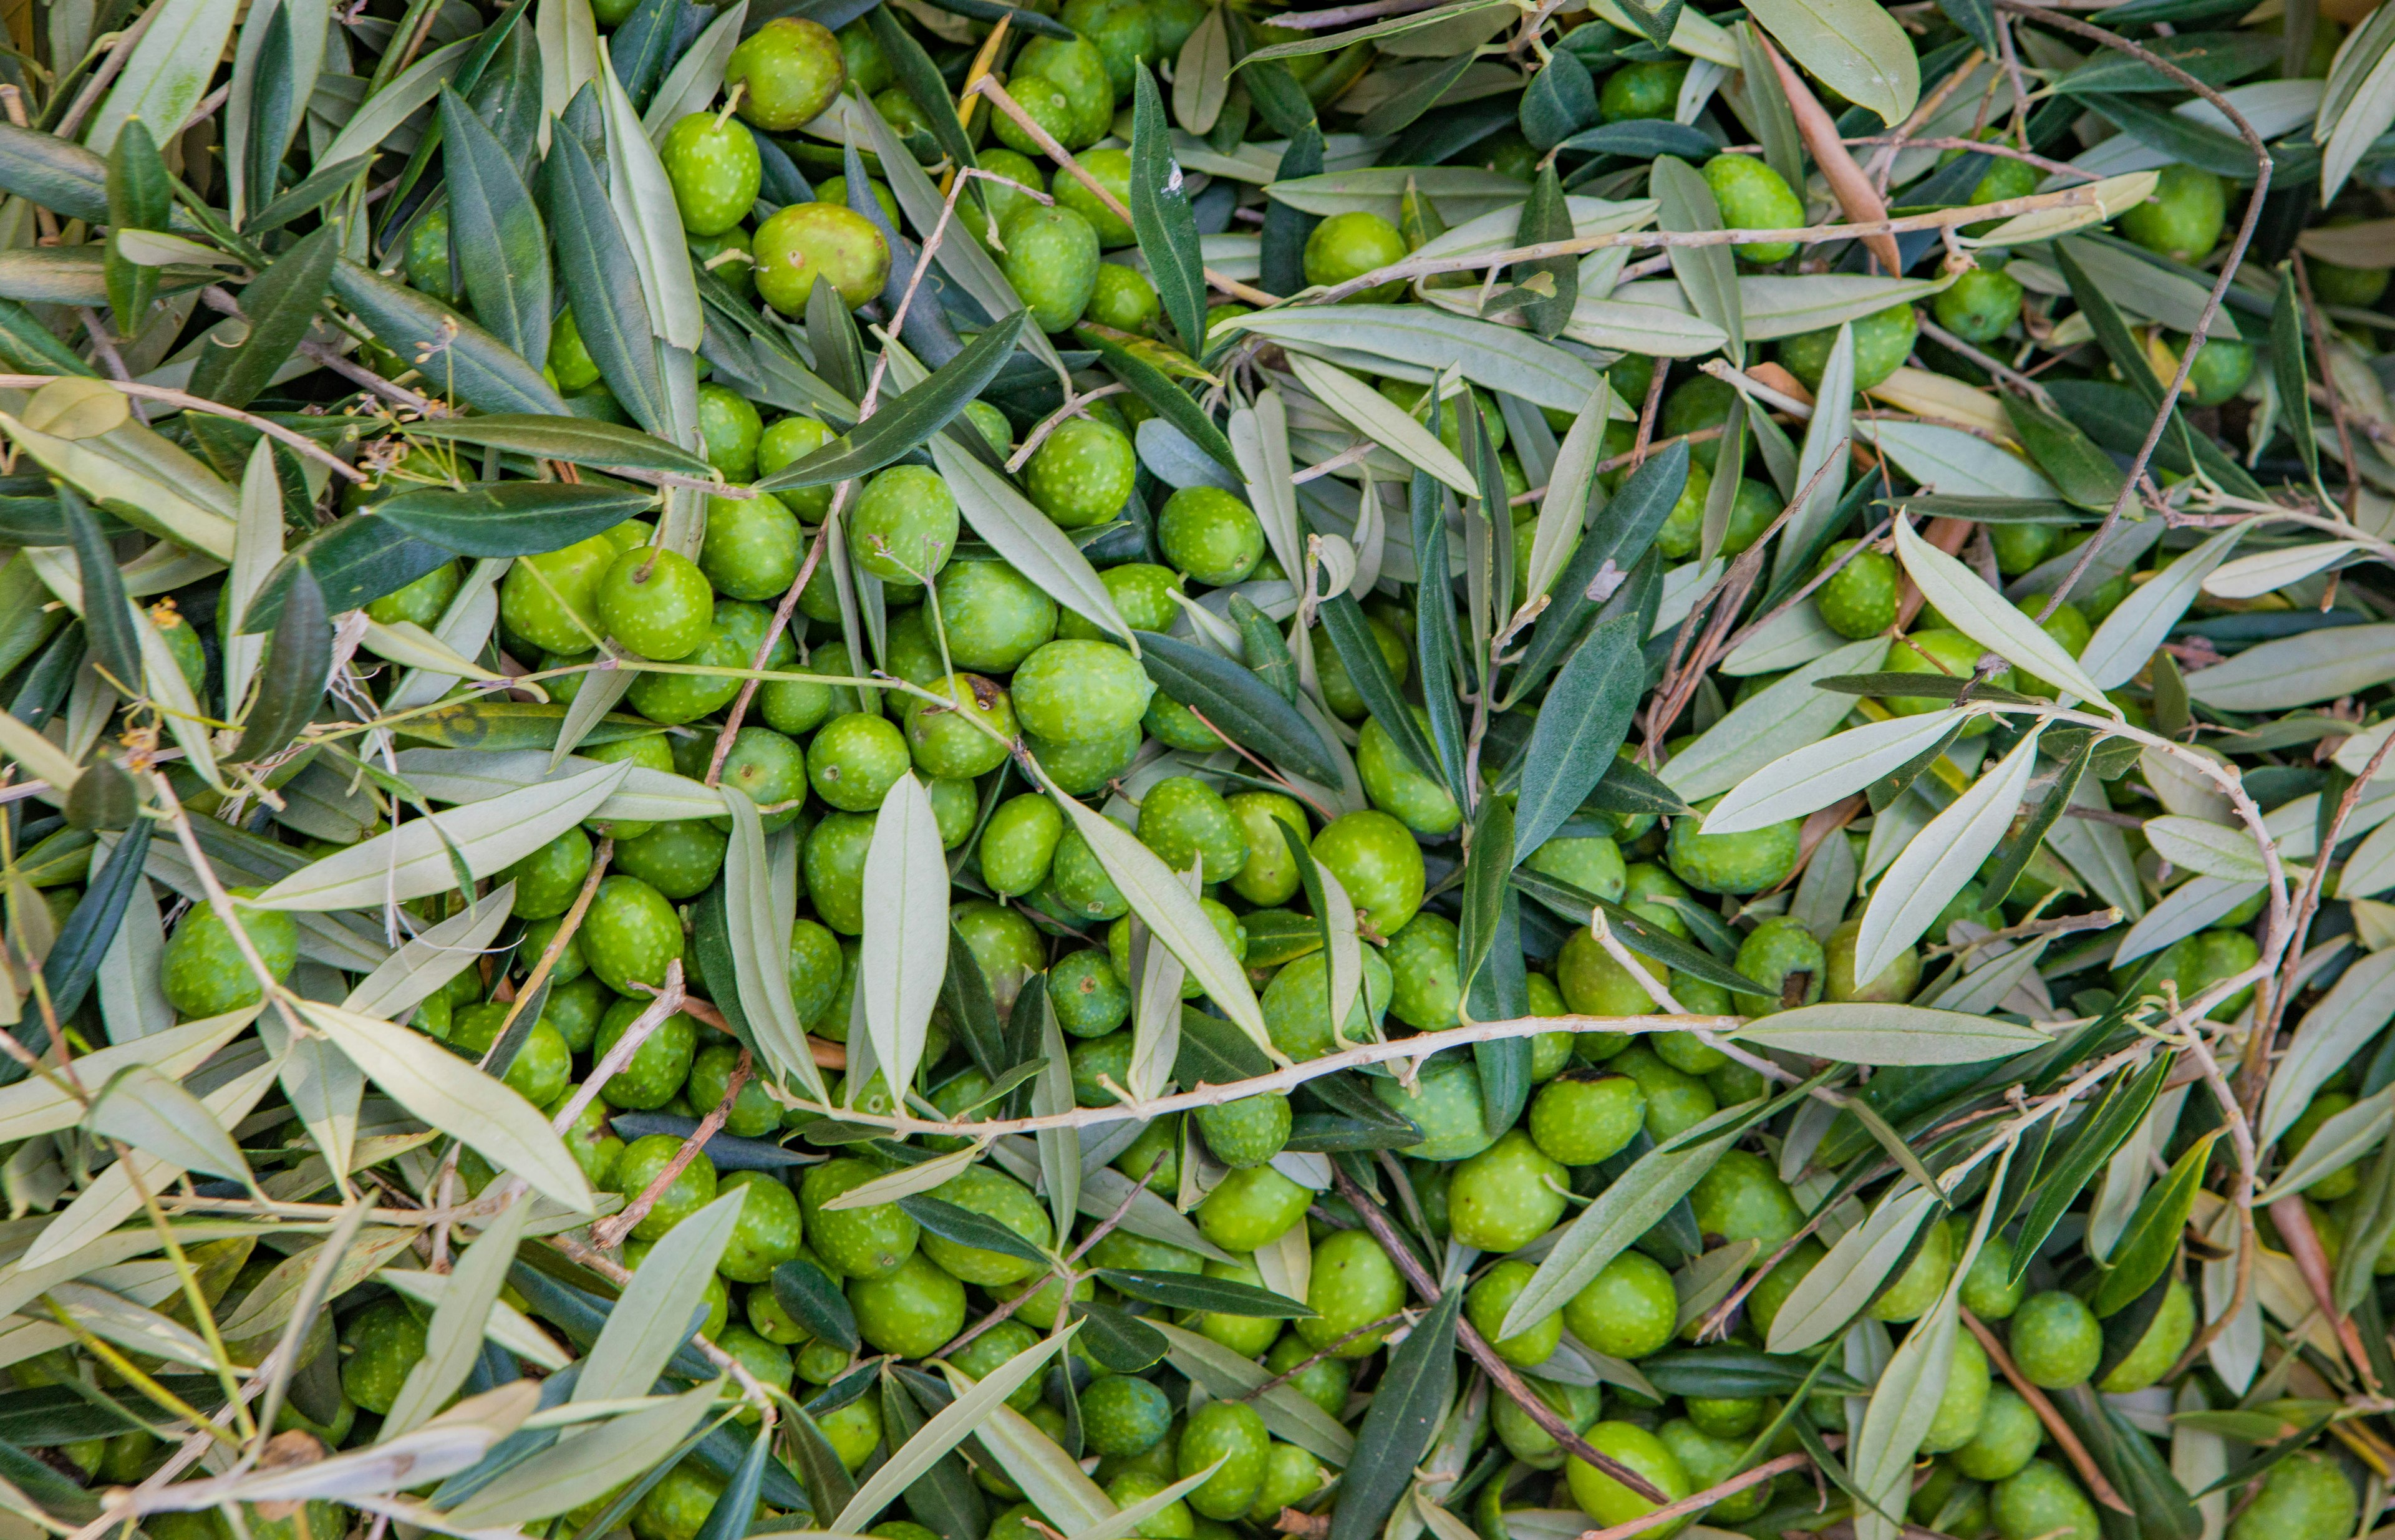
[{"xmin": 1960, "ymin": 1308, "xmax": 2132, "ymax": 1514}]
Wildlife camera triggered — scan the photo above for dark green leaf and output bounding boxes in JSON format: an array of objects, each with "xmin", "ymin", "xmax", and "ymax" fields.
[
  {"xmin": 1981, "ymin": 735, "xmax": 2094, "ymax": 906},
  {"xmin": 372, "ymin": 482, "xmax": 655, "ymax": 558},
  {"xmin": 104, "ymin": 119, "xmax": 168, "ymax": 335},
  {"xmin": 2052, "ymin": 31, "xmax": 2276, "ymax": 92},
  {"xmin": 1555, "ymin": 119, "xmax": 1715, "ymax": 158},
  {"xmin": 808, "ymin": 278, "xmax": 869, "ymax": 404},
  {"xmin": 2274, "ymin": 264, "xmax": 2322, "ymax": 493},
  {"xmin": 438, "ymin": 85, "xmax": 550, "ymax": 366},
  {"xmin": 1319, "ymin": 593, "xmax": 1441, "ymax": 786},
  {"xmin": 2090, "ymin": 1129, "xmax": 2217, "ymax": 1315},
  {"xmin": 188, "ymin": 223, "xmax": 339, "ymax": 411},
  {"xmin": 1130, "ymin": 65, "xmax": 1207, "ymax": 355},
  {"xmin": 1096, "ymin": 1268, "xmax": 1316, "ymax": 1317},
  {"xmin": 243, "ymin": 155, "xmax": 373, "ymax": 235},
  {"xmin": 1411, "ymin": 474, "xmax": 1468, "ymax": 802},
  {"xmin": 1230, "ymin": 594, "xmax": 1297, "ymax": 704},
  {"xmin": 2010, "ymin": 1053, "xmax": 2172, "ymax": 1282},
  {"xmin": 243, "ymin": 514, "xmax": 455, "ymax": 632},
  {"xmin": 41, "ymin": 817, "xmax": 149, "ymax": 1018},
  {"xmin": 772, "ymin": 1255, "xmax": 861, "ymax": 1354},
  {"xmin": 1174, "ymin": 1004, "xmax": 1272, "ymax": 1084},
  {"xmin": 62, "ymin": 483, "xmax": 142, "ymax": 689},
  {"xmin": 1519, "ymin": 47, "xmax": 1598, "ymax": 149},
  {"xmin": 1357, "ymin": 51, "xmax": 1478, "ymax": 137},
  {"xmin": 2001, "ymin": 398, "xmax": 2127, "ymax": 511},
  {"xmin": 1285, "ymin": 1111, "xmax": 1422, "ymax": 1151},
  {"xmin": 690, "ymin": 1425, "xmax": 769, "ymax": 1540},
  {"xmin": 1260, "ymin": 127, "xmax": 1324, "ymax": 298},
  {"xmin": 1471, "ymin": 893, "xmax": 1532, "ymax": 1132},
  {"xmin": 542, "ymin": 127, "xmax": 668, "ymax": 433},
  {"xmin": 1511, "ymin": 867, "xmax": 1758, "ymax": 995},
  {"xmin": 1136, "ymin": 630, "xmax": 1343, "ymax": 786},
  {"xmin": 1584, "ymin": 752, "xmax": 1690, "ymax": 818},
  {"xmin": 1613, "ymin": 0, "xmax": 1682, "ymax": 48},
  {"xmin": 331, "ymin": 259, "xmax": 566, "ymax": 418},
  {"xmin": 1072, "ymin": 1301, "xmax": 1169, "ymax": 1372},
  {"xmin": 63, "ymin": 755, "xmax": 136, "ymax": 832},
  {"xmin": 1512, "ymin": 441, "xmax": 1687, "ymax": 700},
  {"xmin": 0, "ymin": 299, "xmax": 98, "ymax": 377},
  {"xmin": 879, "ymin": 1368, "xmax": 988, "ymax": 1540},
  {"xmin": 756, "ymin": 311, "xmax": 1030, "ymax": 493},
  {"xmin": 1328, "ymin": 1281, "xmax": 1459, "ymax": 1540},
  {"xmin": 902, "ymin": 0, "xmax": 1076, "ymax": 37},
  {"xmin": 1457, "ymin": 792, "xmax": 1514, "ymax": 1002},
  {"xmin": 235, "ymin": 565, "xmax": 332, "ymax": 759},
  {"xmin": 0, "ymin": 121, "xmax": 110, "ymax": 223},
  {"xmin": 1640, "ymin": 1348, "xmax": 1867, "ymax": 1398},
  {"xmin": 2197, "ymin": 1412, "xmax": 2334, "ymax": 1496},
  {"xmin": 402, "ymin": 415, "xmax": 716, "ymax": 475},
  {"xmin": 1874, "ymin": 494, "xmax": 2088, "ymax": 523},
  {"xmin": 869, "ymin": 4, "xmax": 979, "ymax": 172},
  {"xmin": 1080, "ymin": 329, "xmax": 1239, "ymax": 472},
  {"xmin": 243, "ymin": 0, "xmax": 300, "ymax": 217},
  {"xmin": 609, "ymin": 0, "xmax": 686, "ymax": 113},
  {"xmin": 898, "ymin": 1195, "xmax": 1052, "ymax": 1267},
  {"xmin": 1512, "ymin": 612, "xmax": 1643, "ymax": 861},
  {"xmin": 942, "ymin": 922, "xmax": 1006, "ymax": 1078},
  {"xmin": 785, "ymin": 1405, "xmax": 860, "ymax": 1523}
]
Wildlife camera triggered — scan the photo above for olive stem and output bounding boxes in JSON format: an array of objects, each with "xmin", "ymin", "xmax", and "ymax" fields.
[
  {"xmin": 477, "ymin": 835, "xmax": 614, "ymax": 1078},
  {"xmin": 593, "ymin": 1046, "xmax": 753, "ymax": 1251},
  {"xmin": 1958, "ymin": 1307, "xmax": 2133, "ymax": 1514},
  {"xmin": 1326, "ymin": 1162, "xmax": 1673, "ymax": 1504},
  {"xmin": 1572, "ymin": 1449, "xmax": 1813, "ymax": 1540}
]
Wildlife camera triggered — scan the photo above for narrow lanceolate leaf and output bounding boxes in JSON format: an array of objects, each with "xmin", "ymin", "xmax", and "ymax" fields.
[
  {"xmin": 1328, "ymin": 1285, "xmax": 1461, "ymax": 1540},
  {"xmin": 1135, "ymin": 631, "xmax": 1342, "ymax": 787},
  {"xmin": 1705, "ymin": 712, "xmax": 1967, "ymax": 835},
  {"xmin": 756, "ymin": 312, "xmax": 1030, "ymax": 492},
  {"xmin": 1651, "ymin": 156, "xmax": 1742, "ymax": 360},
  {"xmin": 372, "ymin": 482, "xmax": 657, "ymax": 558},
  {"xmin": 1894, "ymin": 520, "xmax": 2114, "ymax": 707},
  {"xmin": 2262, "ymin": 1084, "xmax": 2395, "ymax": 1203},
  {"xmin": 1744, "ymin": 0, "xmax": 1918, "ymax": 126},
  {"xmin": 1735, "ymin": 1004, "xmax": 2049, "ymax": 1065},
  {"xmin": 63, "ymin": 486, "xmax": 142, "ymax": 689},
  {"xmin": 721, "ymin": 790, "xmax": 822, "ymax": 1098},
  {"xmin": 859, "ymin": 773, "xmax": 949, "ymax": 1102},
  {"xmin": 1499, "ymin": 1103, "xmax": 1754, "ymax": 1339},
  {"xmin": 2079, "ymin": 524, "xmax": 2245, "ymax": 691},
  {"xmin": 438, "ymin": 85, "xmax": 550, "ymax": 366},
  {"xmin": 400, "ymin": 416, "xmax": 714, "ymax": 475},
  {"xmin": 2274, "ymin": 266, "xmax": 2323, "ymax": 495},
  {"xmin": 330, "ymin": 260, "xmax": 566, "ymax": 418},
  {"xmin": 837, "ymin": 1325, "xmax": 1074, "ymax": 1530},
  {"xmin": 545, "ymin": 123, "xmax": 669, "ymax": 433},
  {"xmin": 1043, "ymin": 787, "xmax": 1274, "ymax": 1057},
  {"xmin": 1766, "ymin": 1184, "xmax": 1942, "ymax": 1352},
  {"xmin": 87, "ymin": 1062, "xmax": 253, "ymax": 1184},
  {"xmin": 1130, "ymin": 65, "xmax": 1207, "ymax": 356},
  {"xmin": 256, "ymin": 762, "xmax": 629, "ymax": 909},
  {"xmin": 1512, "ymin": 612, "xmax": 1643, "ymax": 860},
  {"xmin": 293, "ymin": 1000, "xmax": 593, "ymax": 1212},
  {"xmin": 233, "ymin": 562, "xmax": 330, "ymax": 760},
  {"xmin": 577, "ymin": 1190, "xmax": 745, "ymax": 1401},
  {"xmin": 1853, "ymin": 727, "xmax": 2045, "ymax": 982},
  {"xmin": 2144, "ymin": 816, "xmax": 2270, "ymax": 881},
  {"xmin": 385, "ymin": 1198, "xmax": 533, "ymax": 1436},
  {"xmin": 187, "ymin": 221, "xmax": 339, "ymax": 410},
  {"xmin": 2091, "ymin": 1130, "xmax": 2220, "ymax": 1316}
]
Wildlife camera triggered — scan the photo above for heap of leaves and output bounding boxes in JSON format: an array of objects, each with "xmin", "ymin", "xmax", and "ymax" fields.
[{"xmin": 7, "ymin": 0, "xmax": 2395, "ymax": 1536}]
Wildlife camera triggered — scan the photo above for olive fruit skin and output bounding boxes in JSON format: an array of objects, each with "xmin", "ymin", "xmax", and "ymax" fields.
[
  {"xmin": 1468, "ymin": 1259, "xmax": 1564, "ymax": 1367},
  {"xmin": 725, "ymin": 19, "xmax": 848, "ymax": 131},
  {"xmin": 1026, "ymin": 417, "xmax": 1137, "ymax": 529},
  {"xmin": 1937, "ymin": 266, "xmax": 2026, "ymax": 343},
  {"xmin": 160, "ymin": 893, "xmax": 298, "ymax": 1017},
  {"xmin": 1993, "ymin": 1460, "xmax": 2101, "ymax": 1540},
  {"xmin": 2228, "ymin": 1450, "xmax": 2356, "ymax": 1540},
  {"xmin": 847, "ymin": 1251, "xmax": 965, "ymax": 1358},
  {"xmin": 1529, "ymin": 1071, "xmax": 1646, "ymax": 1167},
  {"xmin": 2120, "ymin": 163, "xmax": 2227, "ymax": 265},
  {"xmin": 1446, "ymin": 1130, "xmax": 1569, "ymax": 1252},
  {"xmin": 1198, "ymin": 1164, "xmax": 1314, "ymax": 1252},
  {"xmin": 2008, "ymin": 1291, "xmax": 2101, "ymax": 1388},
  {"xmin": 1779, "ymin": 302, "xmax": 1917, "ymax": 392},
  {"xmin": 1304, "ymin": 212, "xmax": 1406, "ymax": 299},
  {"xmin": 1565, "ymin": 1421, "xmax": 1692, "ymax": 1538},
  {"xmin": 801, "ymin": 1158, "xmax": 922, "ymax": 1279},
  {"xmin": 1297, "ymin": 1227, "xmax": 1407, "ymax": 1358},
  {"xmin": 1564, "ymin": 1251, "xmax": 1678, "ymax": 1360},
  {"xmin": 1000, "ymin": 206, "xmax": 1103, "ymax": 333},
  {"xmin": 755, "ymin": 203, "xmax": 891, "ymax": 314},
  {"xmin": 1703, "ymin": 154, "xmax": 1804, "ymax": 263},
  {"xmin": 1957, "ymin": 1386, "xmax": 2044, "ymax": 1481},
  {"xmin": 1178, "ymin": 1402, "xmax": 1270, "ymax": 1521},
  {"xmin": 660, "ymin": 113, "xmax": 760, "ymax": 237}
]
